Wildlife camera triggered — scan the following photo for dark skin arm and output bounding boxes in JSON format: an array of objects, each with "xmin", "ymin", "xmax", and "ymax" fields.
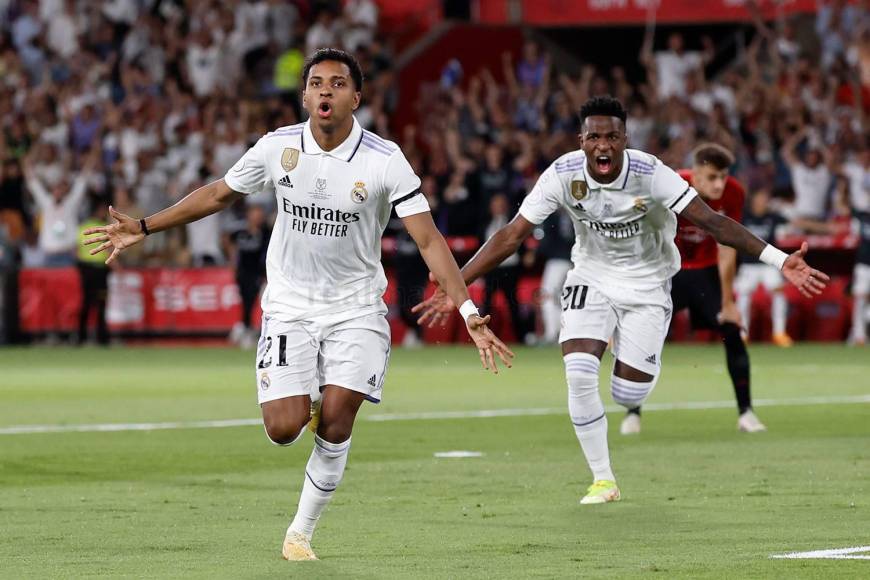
[
  {"xmin": 681, "ymin": 197, "xmax": 766, "ymax": 257},
  {"xmin": 680, "ymin": 197, "xmax": 829, "ymax": 298},
  {"xmin": 412, "ymin": 214, "xmax": 535, "ymax": 327}
]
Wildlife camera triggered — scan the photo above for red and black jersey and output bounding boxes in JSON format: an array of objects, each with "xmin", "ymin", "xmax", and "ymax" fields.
[{"xmin": 675, "ymin": 169, "xmax": 745, "ymax": 270}]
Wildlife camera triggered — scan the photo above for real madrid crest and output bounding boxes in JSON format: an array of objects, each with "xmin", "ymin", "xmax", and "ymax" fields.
[
  {"xmin": 281, "ymin": 148, "xmax": 299, "ymax": 172},
  {"xmin": 633, "ymin": 197, "xmax": 648, "ymax": 213},
  {"xmin": 351, "ymin": 181, "xmax": 368, "ymax": 204},
  {"xmin": 571, "ymin": 180, "xmax": 588, "ymax": 200},
  {"xmin": 260, "ymin": 373, "xmax": 270, "ymax": 391}
]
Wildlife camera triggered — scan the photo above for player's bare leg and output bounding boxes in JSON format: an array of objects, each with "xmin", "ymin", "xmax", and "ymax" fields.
[
  {"xmin": 261, "ymin": 395, "xmax": 313, "ymax": 445},
  {"xmin": 283, "ymin": 385, "xmax": 365, "ymax": 561},
  {"xmin": 562, "ymin": 338, "xmax": 621, "ymax": 505}
]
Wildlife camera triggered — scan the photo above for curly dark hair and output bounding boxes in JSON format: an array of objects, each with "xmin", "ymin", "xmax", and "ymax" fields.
[
  {"xmin": 579, "ymin": 96, "xmax": 627, "ymax": 129},
  {"xmin": 302, "ymin": 48, "xmax": 364, "ymax": 92}
]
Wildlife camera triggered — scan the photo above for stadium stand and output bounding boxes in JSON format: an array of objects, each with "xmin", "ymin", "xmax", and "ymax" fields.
[{"xmin": 0, "ymin": 0, "xmax": 866, "ymax": 344}]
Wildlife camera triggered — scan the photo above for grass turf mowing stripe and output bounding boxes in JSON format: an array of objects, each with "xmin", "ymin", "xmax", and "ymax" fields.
[{"xmin": 0, "ymin": 393, "xmax": 867, "ymax": 435}]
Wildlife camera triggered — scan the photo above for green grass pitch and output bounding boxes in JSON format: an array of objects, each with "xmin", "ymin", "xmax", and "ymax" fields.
[{"xmin": 0, "ymin": 344, "xmax": 867, "ymax": 578}]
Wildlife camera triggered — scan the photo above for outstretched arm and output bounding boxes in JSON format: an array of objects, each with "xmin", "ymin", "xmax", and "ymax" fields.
[
  {"xmin": 412, "ymin": 213, "xmax": 535, "ymax": 327},
  {"xmin": 681, "ymin": 197, "xmax": 829, "ymax": 297},
  {"xmin": 402, "ymin": 211, "xmax": 514, "ymax": 372},
  {"xmin": 84, "ymin": 178, "xmax": 243, "ymax": 264},
  {"xmin": 461, "ymin": 214, "xmax": 536, "ymax": 285}
]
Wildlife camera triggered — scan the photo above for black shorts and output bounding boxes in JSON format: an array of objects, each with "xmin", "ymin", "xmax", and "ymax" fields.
[{"xmin": 671, "ymin": 266, "xmax": 722, "ymax": 330}]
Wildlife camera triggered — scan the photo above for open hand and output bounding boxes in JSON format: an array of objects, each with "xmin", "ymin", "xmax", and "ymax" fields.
[
  {"xmin": 465, "ymin": 314, "xmax": 515, "ymax": 374},
  {"xmin": 411, "ymin": 274, "xmax": 455, "ymax": 327},
  {"xmin": 82, "ymin": 206, "xmax": 146, "ymax": 265},
  {"xmin": 782, "ymin": 242, "xmax": 829, "ymax": 298}
]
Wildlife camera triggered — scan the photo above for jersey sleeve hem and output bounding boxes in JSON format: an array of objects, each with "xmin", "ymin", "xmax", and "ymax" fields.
[
  {"xmin": 394, "ymin": 192, "xmax": 430, "ymax": 218},
  {"xmin": 223, "ymin": 173, "xmax": 258, "ymax": 195},
  {"xmin": 518, "ymin": 206, "xmax": 545, "ymax": 225},
  {"xmin": 669, "ymin": 186, "xmax": 698, "ymax": 214}
]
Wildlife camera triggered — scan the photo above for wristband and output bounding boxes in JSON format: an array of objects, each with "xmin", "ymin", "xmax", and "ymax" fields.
[
  {"xmin": 458, "ymin": 299, "xmax": 479, "ymax": 322},
  {"xmin": 139, "ymin": 218, "xmax": 150, "ymax": 236},
  {"xmin": 759, "ymin": 244, "xmax": 787, "ymax": 270}
]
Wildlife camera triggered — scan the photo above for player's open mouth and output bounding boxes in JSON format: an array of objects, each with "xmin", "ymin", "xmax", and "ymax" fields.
[
  {"xmin": 595, "ymin": 155, "xmax": 613, "ymax": 174},
  {"xmin": 317, "ymin": 102, "xmax": 332, "ymax": 119}
]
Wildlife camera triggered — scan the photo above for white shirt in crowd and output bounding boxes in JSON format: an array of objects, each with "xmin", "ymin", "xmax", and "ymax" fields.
[
  {"xmin": 102, "ymin": 0, "xmax": 139, "ymax": 25},
  {"xmin": 46, "ymin": 8, "xmax": 78, "ymax": 58},
  {"xmin": 26, "ymin": 173, "xmax": 88, "ymax": 255},
  {"xmin": 224, "ymin": 117, "xmax": 430, "ymax": 321},
  {"xmin": 789, "ymin": 162, "xmax": 831, "ymax": 220},
  {"xmin": 305, "ymin": 17, "xmax": 340, "ymax": 55},
  {"xmin": 186, "ymin": 211, "xmax": 223, "ymax": 264},
  {"xmin": 654, "ymin": 51, "xmax": 702, "ymax": 99},
  {"xmin": 842, "ymin": 159, "xmax": 869, "ymax": 213},
  {"xmin": 519, "ymin": 149, "xmax": 697, "ymax": 290},
  {"xmin": 343, "ymin": 0, "xmax": 379, "ymax": 52},
  {"xmin": 186, "ymin": 42, "xmax": 222, "ymax": 97}
]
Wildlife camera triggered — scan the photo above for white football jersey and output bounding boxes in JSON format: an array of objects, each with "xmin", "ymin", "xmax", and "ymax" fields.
[
  {"xmin": 224, "ymin": 117, "xmax": 429, "ymax": 321},
  {"xmin": 519, "ymin": 149, "xmax": 697, "ymax": 289}
]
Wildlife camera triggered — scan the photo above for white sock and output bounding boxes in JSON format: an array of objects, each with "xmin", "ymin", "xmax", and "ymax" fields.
[
  {"xmin": 853, "ymin": 294, "xmax": 867, "ymax": 341},
  {"xmin": 564, "ymin": 353, "xmax": 614, "ymax": 482},
  {"xmin": 738, "ymin": 292, "xmax": 751, "ymax": 336},
  {"xmin": 289, "ymin": 434, "xmax": 351, "ymax": 539},
  {"xmin": 772, "ymin": 291, "xmax": 788, "ymax": 336},
  {"xmin": 610, "ymin": 375, "xmax": 656, "ymax": 409}
]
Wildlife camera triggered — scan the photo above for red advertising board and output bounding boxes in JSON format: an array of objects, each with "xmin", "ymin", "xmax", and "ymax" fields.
[
  {"xmin": 478, "ymin": 0, "xmax": 818, "ymax": 25},
  {"xmin": 19, "ymin": 268, "xmax": 260, "ymax": 333}
]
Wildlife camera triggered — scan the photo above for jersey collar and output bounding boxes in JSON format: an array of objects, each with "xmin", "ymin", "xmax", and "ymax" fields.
[
  {"xmin": 301, "ymin": 116, "xmax": 364, "ymax": 162},
  {"xmin": 583, "ymin": 151, "xmax": 631, "ymax": 191}
]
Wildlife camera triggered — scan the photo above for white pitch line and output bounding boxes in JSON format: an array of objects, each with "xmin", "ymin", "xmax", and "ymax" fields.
[
  {"xmin": 770, "ymin": 546, "xmax": 870, "ymax": 560},
  {"xmin": 366, "ymin": 394, "xmax": 870, "ymax": 421},
  {"xmin": 0, "ymin": 394, "xmax": 867, "ymax": 436}
]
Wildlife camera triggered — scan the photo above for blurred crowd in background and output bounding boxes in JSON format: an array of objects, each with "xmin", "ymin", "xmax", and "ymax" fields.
[{"xmin": 0, "ymin": 0, "xmax": 867, "ymax": 344}]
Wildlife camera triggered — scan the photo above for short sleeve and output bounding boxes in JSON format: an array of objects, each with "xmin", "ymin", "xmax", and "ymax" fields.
[
  {"xmin": 651, "ymin": 161, "xmax": 697, "ymax": 214},
  {"xmin": 518, "ymin": 165, "xmax": 564, "ymax": 225},
  {"xmin": 384, "ymin": 148, "xmax": 428, "ymax": 218},
  {"xmin": 224, "ymin": 139, "xmax": 270, "ymax": 195}
]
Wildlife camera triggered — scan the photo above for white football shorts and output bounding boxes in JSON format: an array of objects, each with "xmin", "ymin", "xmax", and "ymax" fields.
[
  {"xmin": 254, "ymin": 311, "xmax": 391, "ymax": 405},
  {"xmin": 854, "ymin": 263, "xmax": 870, "ymax": 296},
  {"xmin": 735, "ymin": 263, "xmax": 784, "ymax": 295},
  {"xmin": 559, "ymin": 272, "xmax": 672, "ymax": 376}
]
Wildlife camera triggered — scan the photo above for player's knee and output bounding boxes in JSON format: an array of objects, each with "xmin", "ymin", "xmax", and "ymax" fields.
[
  {"xmin": 610, "ymin": 370, "xmax": 658, "ymax": 408},
  {"xmin": 263, "ymin": 413, "xmax": 309, "ymax": 446},
  {"xmin": 317, "ymin": 420, "xmax": 352, "ymax": 444}
]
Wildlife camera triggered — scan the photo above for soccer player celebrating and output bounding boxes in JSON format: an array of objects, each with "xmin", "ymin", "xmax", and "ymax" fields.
[
  {"xmin": 414, "ymin": 96, "xmax": 827, "ymax": 505},
  {"xmin": 620, "ymin": 144, "xmax": 769, "ymax": 436},
  {"xmin": 84, "ymin": 48, "xmax": 513, "ymax": 560}
]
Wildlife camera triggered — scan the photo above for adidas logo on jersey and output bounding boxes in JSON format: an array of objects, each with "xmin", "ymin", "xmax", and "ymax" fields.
[
  {"xmin": 278, "ymin": 175, "xmax": 294, "ymax": 188},
  {"xmin": 367, "ymin": 374, "xmax": 377, "ymax": 387},
  {"xmin": 645, "ymin": 354, "xmax": 657, "ymax": 364}
]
